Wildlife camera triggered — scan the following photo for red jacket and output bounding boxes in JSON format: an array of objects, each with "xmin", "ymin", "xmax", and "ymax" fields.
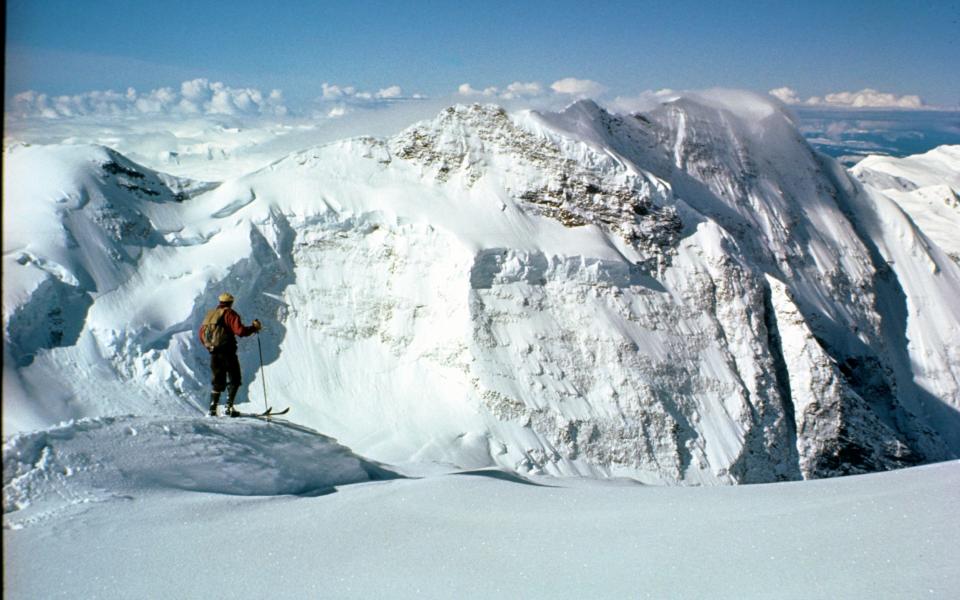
[
  {"xmin": 199, "ymin": 302, "xmax": 256, "ymax": 353},
  {"xmin": 220, "ymin": 303, "xmax": 257, "ymax": 337}
]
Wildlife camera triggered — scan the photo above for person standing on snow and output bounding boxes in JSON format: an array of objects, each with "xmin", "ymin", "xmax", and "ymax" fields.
[{"xmin": 198, "ymin": 292, "xmax": 262, "ymax": 417}]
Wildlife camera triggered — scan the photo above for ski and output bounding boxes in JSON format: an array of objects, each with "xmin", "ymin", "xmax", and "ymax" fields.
[
  {"xmin": 234, "ymin": 407, "xmax": 289, "ymax": 418},
  {"xmin": 209, "ymin": 406, "xmax": 290, "ymax": 418}
]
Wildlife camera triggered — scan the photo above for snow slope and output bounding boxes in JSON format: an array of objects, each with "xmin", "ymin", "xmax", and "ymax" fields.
[
  {"xmin": 2, "ymin": 415, "xmax": 397, "ymax": 526},
  {"xmin": 852, "ymin": 146, "xmax": 960, "ymax": 263},
  {"xmin": 4, "ymin": 93, "xmax": 960, "ymax": 484},
  {"xmin": 3, "ymin": 416, "xmax": 958, "ymax": 598}
]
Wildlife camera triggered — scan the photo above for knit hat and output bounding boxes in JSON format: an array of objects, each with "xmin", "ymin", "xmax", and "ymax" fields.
[{"xmin": 218, "ymin": 292, "xmax": 235, "ymax": 303}]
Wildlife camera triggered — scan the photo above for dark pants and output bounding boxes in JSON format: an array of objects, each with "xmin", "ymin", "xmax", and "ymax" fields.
[{"xmin": 210, "ymin": 350, "xmax": 242, "ymax": 393}]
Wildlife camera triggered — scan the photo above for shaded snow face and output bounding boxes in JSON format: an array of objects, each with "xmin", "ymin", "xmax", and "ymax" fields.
[
  {"xmin": 2, "ymin": 415, "xmax": 398, "ymax": 528},
  {"xmin": 536, "ymin": 97, "xmax": 960, "ymax": 475},
  {"xmin": 3, "ymin": 94, "xmax": 960, "ymax": 484}
]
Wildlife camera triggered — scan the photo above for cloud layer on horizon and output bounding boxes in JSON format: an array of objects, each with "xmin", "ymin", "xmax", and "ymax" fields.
[
  {"xmin": 3, "ymin": 74, "xmax": 612, "ymax": 181},
  {"xmin": 5, "ymin": 76, "xmax": 599, "ymax": 123},
  {"xmin": 9, "ymin": 79, "xmax": 292, "ymax": 119},
  {"xmin": 8, "ymin": 77, "xmax": 944, "ymax": 122},
  {"xmin": 6, "ymin": 78, "xmax": 429, "ymax": 121},
  {"xmin": 5, "ymin": 78, "xmax": 956, "ymax": 183},
  {"xmin": 315, "ymin": 82, "xmax": 427, "ymax": 119},
  {"xmin": 769, "ymin": 86, "xmax": 928, "ymax": 109},
  {"xmin": 456, "ymin": 78, "xmax": 604, "ymax": 101}
]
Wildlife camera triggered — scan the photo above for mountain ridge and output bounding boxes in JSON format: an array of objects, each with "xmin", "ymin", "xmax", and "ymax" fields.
[{"xmin": 4, "ymin": 91, "xmax": 959, "ymax": 483}]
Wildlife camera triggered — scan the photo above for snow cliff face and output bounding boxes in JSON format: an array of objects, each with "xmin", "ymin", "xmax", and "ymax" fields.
[
  {"xmin": 529, "ymin": 95, "xmax": 960, "ymax": 478},
  {"xmin": 4, "ymin": 93, "xmax": 959, "ymax": 484}
]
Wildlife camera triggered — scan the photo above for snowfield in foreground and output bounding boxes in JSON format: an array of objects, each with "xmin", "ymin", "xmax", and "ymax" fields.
[
  {"xmin": 3, "ymin": 415, "xmax": 958, "ymax": 598},
  {"xmin": 2, "ymin": 415, "xmax": 398, "ymax": 524}
]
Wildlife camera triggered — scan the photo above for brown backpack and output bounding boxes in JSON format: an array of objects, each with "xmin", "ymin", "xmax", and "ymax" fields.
[{"xmin": 198, "ymin": 307, "xmax": 229, "ymax": 352}]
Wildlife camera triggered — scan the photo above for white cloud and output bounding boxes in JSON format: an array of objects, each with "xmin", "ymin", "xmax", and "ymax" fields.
[
  {"xmin": 456, "ymin": 80, "xmax": 561, "ymax": 101},
  {"xmin": 550, "ymin": 77, "xmax": 606, "ymax": 98},
  {"xmin": 769, "ymin": 86, "xmax": 926, "ymax": 109},
  {"xmin": 376, "ymin": 85, "xmax": 403, "ymax": 99},
  {"xmin": 9, "ymin": 79, "xmax": 288, "ymax": 118},
  {"xmin": 821, "ymin": 89, "xmax": 924, "ymax": 109},
  {"xmin": 320, "ymin": 82, "xmax": 348, "ymax": 100},
  {"xmin": 457, "ymin": 83, "xmax": 499, "ymax": 97},
  {"xmin": 316, "ymin": 82, "xmax": 406, "ymax": 104},
  {"xmin": 7, "ymin": 79, "xmax": 419, "ymax": 121},
  {"xmin": 306, "ymin": 82, "xmax": 426, "ymax": 122},
  {"xmin": 501, "ymin": 81, "xmax": 543, "ymax": 99},
  {"xmin": 768, "ymin": 87, "xmax": 802, "ymax": 105}
]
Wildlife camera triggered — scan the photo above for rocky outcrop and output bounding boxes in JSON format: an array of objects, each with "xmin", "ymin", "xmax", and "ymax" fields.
[{"xmin": 392, "ymin": 104, "xmax": 683, "ymax": 273}]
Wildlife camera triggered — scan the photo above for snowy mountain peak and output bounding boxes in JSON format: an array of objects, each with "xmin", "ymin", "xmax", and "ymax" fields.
[
  {"xmin": 3, "ymin": 144, "xmax": 214, "ymax": 375},
  {"xmin": 389, "ymin": 103, "xmax": 683, "ymax": 270},
  {"xmin": 851, "ymin": 145, "xmax": 960, "ymax": 264},
  {"xmin": 4, "ymin": 97, "xmax": 960, "ymax": 484}
]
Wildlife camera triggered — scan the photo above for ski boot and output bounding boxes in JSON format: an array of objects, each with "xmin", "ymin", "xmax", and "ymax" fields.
[{"xmin": 225, "ymin": 385, "xmax": 240, "ymax": 417}]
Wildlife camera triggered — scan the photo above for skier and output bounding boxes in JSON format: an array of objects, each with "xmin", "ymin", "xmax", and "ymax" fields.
[{"xmin": 198, "ymin": 292, "xmax": 262, "ymax": 417}]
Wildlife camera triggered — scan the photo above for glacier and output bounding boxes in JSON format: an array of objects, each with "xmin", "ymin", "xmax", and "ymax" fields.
[{"xmin": 4, "ymin": 90, "xmax": 960, "ymax": 484}]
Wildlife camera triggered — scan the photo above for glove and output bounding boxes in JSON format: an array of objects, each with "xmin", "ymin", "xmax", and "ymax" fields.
[{"xmin": 252, "ymin": 319, "xmax": 262, "ymax": 332}]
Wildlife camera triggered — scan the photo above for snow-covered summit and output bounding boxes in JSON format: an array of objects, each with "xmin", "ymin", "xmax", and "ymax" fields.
[
  {"xmin": 852, "ymin": 145, "xmax": 960, "ymax": 263},
  {"xmin": 387, "ymin": 103, "xmax": 683, "ymax": 272},
  {"xmin": 4, "ymin": 94, "xmax": 960, "ymax": 484},
  {"xmin": 537, "ymin": 94, "xmax": 960, "ymax": 472},
  {"xmin": 3, "ymin": 144, "xmax": 206, "ymax": 294}
]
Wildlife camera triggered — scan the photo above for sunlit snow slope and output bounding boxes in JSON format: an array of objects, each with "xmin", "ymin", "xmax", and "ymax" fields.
[
  {"xmin": 4, "ymin": 91, "xmax": 960, "ymax": 483},
  {"xmin": 852, "ymin": 145, "xmax": 960, "ymax": 264}
]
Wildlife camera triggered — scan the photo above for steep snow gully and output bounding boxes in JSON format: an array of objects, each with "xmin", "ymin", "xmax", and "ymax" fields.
[{"xmin": 4, "ymin": 90, "xmax": 960, "ymax": 485}]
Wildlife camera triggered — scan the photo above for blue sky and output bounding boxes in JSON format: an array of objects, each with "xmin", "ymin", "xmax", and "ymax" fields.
[{"xmin": 5, "ymin": 0, "xmax": 960, "ymax": 106}]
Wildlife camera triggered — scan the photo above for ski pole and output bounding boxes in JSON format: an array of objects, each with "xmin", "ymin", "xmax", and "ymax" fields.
[{"xmin": 257, "ymin": 334, "xmax": 268, "ymax": 413}]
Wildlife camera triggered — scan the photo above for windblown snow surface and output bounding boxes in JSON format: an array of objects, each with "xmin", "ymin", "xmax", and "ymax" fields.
[
  {"xmin": 3, "ymin": 417, "xmax": 957, "ymax": 598},
  {"xmin": 4, "ymin": 90, "xmax": 960, "ymax": 597}
]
